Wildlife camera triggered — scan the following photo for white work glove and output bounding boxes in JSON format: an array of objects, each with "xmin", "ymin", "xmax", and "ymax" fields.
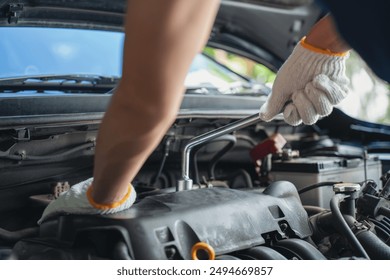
[
  {"xmin": 259, "ymin": 37, "xmax": 350, "ymax": 126},
  {"xmin": 38, "ymin": 178, "xmax": 137, "ymax": 224}
]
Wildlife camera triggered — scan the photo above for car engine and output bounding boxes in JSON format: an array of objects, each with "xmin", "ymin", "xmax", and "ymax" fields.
[{"xmin": 0, "ymin": 113, "xmax": 389, "ymax": 260}]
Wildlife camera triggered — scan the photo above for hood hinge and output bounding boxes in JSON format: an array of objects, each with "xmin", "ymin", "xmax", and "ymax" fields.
[
  {"xmin": 15, "ymin": 128, "xmax": 30, "ymax": 141},
  {"xmin": 7, "ymin": 3, "xmax": 24, "ymax": 24}
]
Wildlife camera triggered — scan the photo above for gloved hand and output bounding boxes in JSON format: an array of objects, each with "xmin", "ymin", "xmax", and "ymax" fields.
[
  {"xmin": 259, "ymin": 37, "xmax": 350, "ymax": 126},
  {"xmin": 38, "ymin": 178, "xmax": 137, "ymax": 224}
]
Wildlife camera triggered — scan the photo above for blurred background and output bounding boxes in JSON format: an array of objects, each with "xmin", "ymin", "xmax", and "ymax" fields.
[{"xmin": 203, "ymin": 47, "xmax": 390, "ymax": 125}]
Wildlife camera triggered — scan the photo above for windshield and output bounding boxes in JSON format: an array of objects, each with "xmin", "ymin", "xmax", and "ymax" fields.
[
  {"xmin": 0, "ymin": 27, "xmax": 124, "ymax": 78},
  {"xmin": 0, "ymin": 27, "xmax": 252, "ymax": 94}
]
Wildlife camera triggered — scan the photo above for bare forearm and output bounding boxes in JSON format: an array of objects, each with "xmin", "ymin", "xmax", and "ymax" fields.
[
  {"xmin": 305, "ymin": 14, "xmax": 350, "ymax": 53},
  {"xmin": 91, "ymin": 0, "xmax": 220, "ymax": 204}
]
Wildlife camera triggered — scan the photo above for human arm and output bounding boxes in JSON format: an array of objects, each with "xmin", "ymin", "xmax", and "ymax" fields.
[
  {"xmin": 90, "ymin": 0, "xmax": 221, "ymax": 204},
  {"xmin": 304, "ymin": 14, "xmax": 349, "ymax": 53},
  {"xmin": 259, "ymin": 14, "xmax": 351, "ymax": 125},
  {"xmin": 38, "ymin": 0, "xmax": 220, "ymax": 223}
]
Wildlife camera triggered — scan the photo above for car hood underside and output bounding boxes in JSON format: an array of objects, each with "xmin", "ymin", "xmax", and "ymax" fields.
[{"xmin": 0, "ymin": 0, "xmax": 322, "ymax": 66}]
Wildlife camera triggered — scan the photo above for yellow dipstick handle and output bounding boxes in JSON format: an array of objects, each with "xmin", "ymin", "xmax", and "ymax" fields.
[{"xmin": 191, "ymin": 242, "xmax": 215, "ymax": 260}]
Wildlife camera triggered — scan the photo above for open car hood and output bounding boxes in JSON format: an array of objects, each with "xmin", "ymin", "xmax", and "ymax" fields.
[{"xmin": 0, "ymin": 0, "xmax": 323, "ymax": 70}]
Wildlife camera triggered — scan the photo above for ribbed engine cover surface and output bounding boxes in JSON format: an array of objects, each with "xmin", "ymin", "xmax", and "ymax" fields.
[{"xmin": 40, "ymin": 181, "xmax": 312, "ymax": 259}]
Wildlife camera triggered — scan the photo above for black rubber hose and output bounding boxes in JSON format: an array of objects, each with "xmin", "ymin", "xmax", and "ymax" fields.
[
  {"xmin": 215, "ymin": 255, "xmax": 241, "ymax": 260},
  {"xmin": 271, "ymin": 238, "xmax": 326, "ymax": 260},
  {"xmin": 192, "ymin": 147, "xmax": 202, "ymax": 185},
  {"xmin": 378, "ymin": 207, "xmax": 390, "ymax": 218},
  {"xmin": 192, "ymin": 134, "xmax": 236, "ymax": 185},
  {"xmin": 208, "ymin": 134, "xmax": 236, "ymax": 179},
  {"xmin": 298, "ymin": 181, "xmax": 342, "ymax": 195},
  {"xmin": 238, "ymin": 246, "xmax": 287, "ymax": 260},
  {"xmin": 224, "ymin": 169, "xmax": 253, "ymax": 189},
  {"xmin": 330, "ymin": 194, "xmax": 370, "ymax": 259},
  {"xmin": 151, "ymin": 138, "xmax": 171, "ymax": 187},
  {"xmin": 341, "ymin": 215, "xmax": 390, "ymax": 260},
  {"xmin": 355, "ymin": 230, "xmax": 390, "ymax": 260},
  {"xmin": 309, "ymin": 211, "xmax": 335, "ymax": 242},
  {"xmin": 0, "ymin": 227, "xmax": 39, "ymax": 243}
]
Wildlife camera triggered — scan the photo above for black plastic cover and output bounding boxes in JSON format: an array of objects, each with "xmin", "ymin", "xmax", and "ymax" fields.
[{"xmin": 40, "ymin": 181, "xmax": 312, "ymax": 259}]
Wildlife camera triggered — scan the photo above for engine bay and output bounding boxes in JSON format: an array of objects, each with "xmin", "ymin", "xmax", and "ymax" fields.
[{"xmin": 0, "ymin": 111, "xmax": 389, "ymax": 260}]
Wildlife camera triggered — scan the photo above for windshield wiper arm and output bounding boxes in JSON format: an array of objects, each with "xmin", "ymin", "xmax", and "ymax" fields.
[{"xmin": 0, "ymin": 74, "xmax": 120, "ymax": 93}]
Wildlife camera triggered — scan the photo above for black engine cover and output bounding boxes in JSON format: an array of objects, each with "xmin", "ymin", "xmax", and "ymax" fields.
[{"xmin": 39, "ymin": 181, "xmax": 312, "ymax": 259}]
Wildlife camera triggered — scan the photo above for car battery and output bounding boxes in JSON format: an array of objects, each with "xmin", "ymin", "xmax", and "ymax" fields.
[{"xmin": 269, "ymin": 156, "xmax": 382, "ymax": 208}]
